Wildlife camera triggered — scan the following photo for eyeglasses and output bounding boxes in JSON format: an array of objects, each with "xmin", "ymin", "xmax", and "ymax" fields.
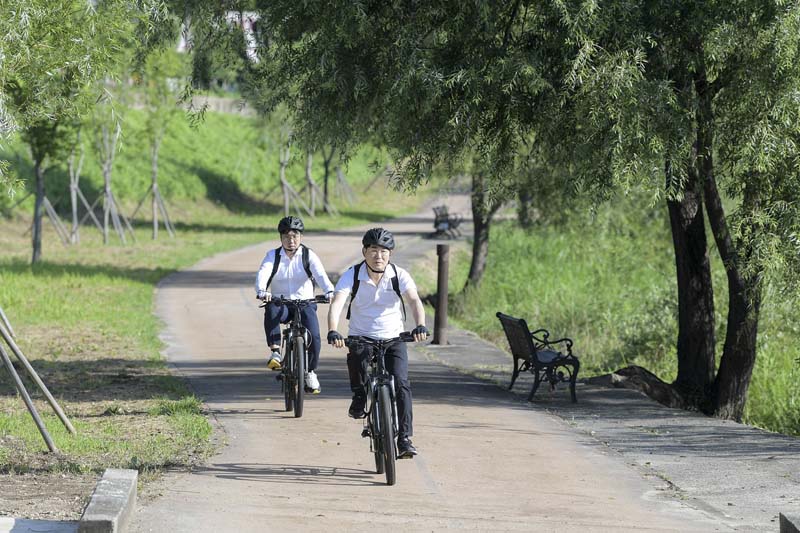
[{"xmin": 366, "ymin": 248, "xmax": 390, "ymax": 257}]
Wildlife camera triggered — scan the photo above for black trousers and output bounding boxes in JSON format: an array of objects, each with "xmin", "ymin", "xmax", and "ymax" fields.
[
  {"xmin": 347, "ymin": 340, "xmax": 413, "ymax": 438},
  {"xmin": 263, "ymin": 302, "xmax": 321, "ymax": 371}
]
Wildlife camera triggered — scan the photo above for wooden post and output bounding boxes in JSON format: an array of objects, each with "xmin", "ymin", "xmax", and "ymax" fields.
[
  {"xmin": 0, "ymin": 322, "xmax": 76, "ymax": 435},
  {"xmin": 0, "ymin": 343, "xmax": 58, "ymax": 452},
  {"xmin": 0, "ymin": 306, "xmax": 15, "ymax": 339},
  {"xmin": 433, "ymin": 244, "xmax": 450, "ymax": 345}
]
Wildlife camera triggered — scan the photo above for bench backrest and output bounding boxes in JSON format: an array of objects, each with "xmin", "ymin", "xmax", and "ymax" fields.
[
  {"xmin": 433, "ymin": 205, "xmax": 449, "ymax": 217},
  {"xmin": 496, "ymin": 312, "xmax": 536, "ymax": 362}
]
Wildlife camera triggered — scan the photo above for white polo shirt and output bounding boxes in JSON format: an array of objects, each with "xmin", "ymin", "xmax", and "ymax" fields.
[
  {"xmin": 255, "ymin": 245, "xmax": 335, "ymax": 299},
  {"xmin": 335, "ymin": 262, "xmax": 416, "ymax": 339}
]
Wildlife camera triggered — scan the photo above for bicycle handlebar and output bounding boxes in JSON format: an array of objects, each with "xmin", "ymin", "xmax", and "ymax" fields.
[
  {"xmin": 259, "ymin": 294, "xmax": 329, "ymax": 308},
  {"xmin": 344, "ymin": 331, "xmax": 415, "ymax": 347}
]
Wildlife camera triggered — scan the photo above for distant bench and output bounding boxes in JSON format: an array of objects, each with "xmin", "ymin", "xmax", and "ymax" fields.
[
  {"xmin": 496, "ymin": 312, "xmax": 580, "ymax": 402},
  {"xmin": 432, "ymin": 205, "xmax": 463, "ymax": 238}
]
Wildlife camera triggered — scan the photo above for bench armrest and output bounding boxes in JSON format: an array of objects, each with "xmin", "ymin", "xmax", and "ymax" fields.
[{"xmin": 530, "ymin": 329, "xmax": 574, "ymax": 355}]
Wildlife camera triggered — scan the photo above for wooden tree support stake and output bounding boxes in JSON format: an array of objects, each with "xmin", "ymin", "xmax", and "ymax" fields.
[
  {"xmin": 78, "ymin": 192, "xmax": 104, "ymax": 232},
  {"xmin": 43, "ymin": 196, "xmax": 70, "ymax": 245},
  {"xmin": 130, "ymin": 184, "xmax": 175, "ymax": 239},
  {"xmin": 0, "ymin": 343, "xmax": 58, "ymax": 453},
  {"xmin": 335, "ymin": 166, "xmax": 356, "ymax": 205},
  {"xmin": 0, "ymin": 322, "xmax": 76, "ymax": 435},
  {"xmin": 0, "ymin": 306, "xmax": 15, "ymax": 339},
  {"xmin": 155, "ymin": 187, "xmax": 176, "ymax": 237}
]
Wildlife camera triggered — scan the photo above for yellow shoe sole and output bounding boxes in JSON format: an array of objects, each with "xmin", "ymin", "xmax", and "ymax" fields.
[{"xmin": 267, "ymin": 360, "xmax": 282, "ymax": 370}]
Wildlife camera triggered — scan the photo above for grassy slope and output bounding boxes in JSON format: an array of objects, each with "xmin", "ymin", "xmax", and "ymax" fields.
[
  {"xmin": 415, "ymin": 198, "xmax": 799, "ymax": 437},
  {"xmin": 0, "ymin": 108, "xmax": 426, "ymax": 473}
]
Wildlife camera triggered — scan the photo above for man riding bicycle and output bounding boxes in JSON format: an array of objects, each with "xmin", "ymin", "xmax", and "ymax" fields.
[
  {"xmin": 327, "ymin": 227, "xmax": 428, "ymax": 458},
  {"xmin": 256, "ymin": 216, "xmax": 334, "ymax": 393}
]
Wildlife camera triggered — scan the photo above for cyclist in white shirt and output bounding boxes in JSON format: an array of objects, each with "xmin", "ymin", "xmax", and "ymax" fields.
[
  {"xmin": 327, "ymin": 228, "xmax": 428, "ymax": 457},
  {"xmin": 256, "ymin": 216, "xmax": 334, "ymax": 393}
]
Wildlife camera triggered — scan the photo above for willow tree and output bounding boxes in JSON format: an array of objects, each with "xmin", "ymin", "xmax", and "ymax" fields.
[
  {"xmin": 176, "ymin": 0, "xmax": 800, "ymax": 420},
  {"xmin": 1, "ymin": 0, "xmax": 168, "ymax": 262},
  {"xmin": 178, "ymin": 0, "xmax": 564, "ymax": 289},
  {"xmin": 557, "ymin": 0, "xmax": 800, "ymax": 418}
]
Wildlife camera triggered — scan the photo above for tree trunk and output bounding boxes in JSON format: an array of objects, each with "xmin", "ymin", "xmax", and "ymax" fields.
[
  {"xmin": 151, "ymin": 135, "xmax": 161, "ymax": 240},
  {"xmin": 68, "ymin": 133, "xmax": 83, "ymax": 244},
  {"xmin": 692, "ymin": 63, "xmax": 762, "ymax": 421},
  {"xmin": 666, "ymin": 159, "xmax": 716, "ymax": 408},
  {"xmin": 704, "ymin": 174, "xmax": 762, "ymax": 421},
  {"xmin": 464, "ymin": 173, "xmax": 502, "ymax": 291},
  {"xmin": 305, "ymin": 151, "xmax": 315, "ymax": 212},
  {"xmin": 517, "ymin": 188, "xmax": 532, "ymax": 229},
  {"xmin": 31, "ymin": 157, "xmax": 45, "ymax": 264},
  {"xmin": 322, "ymin": 145, "xmax": 335, "ymax": 213},
  {"xmin": 713, "ymin": 273, "xmax": 761, "ymax": 420}
]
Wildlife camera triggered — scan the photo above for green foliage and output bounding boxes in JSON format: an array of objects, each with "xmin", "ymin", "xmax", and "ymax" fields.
[
  {"xmin": 184, "ymin": 1, "xmax": 565, "ymax": 188},
  {"xmin": 0, "ymin": 106, "xmax": 394, "ymax": 208},
  {"xmin": 560, "ymin": 0, "xmax": 800, "ymax": 286},
  {"xmin": 420, "ymin": 194, "xmax": 799, "ymax": 436}
]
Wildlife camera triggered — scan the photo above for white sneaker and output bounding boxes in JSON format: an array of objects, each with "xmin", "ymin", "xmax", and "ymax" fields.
[
  {"xmin": 267, "ymin": 350, "xmax": 282, "ymax": 370},
  {"xmin": 305, "ymin": 370, "xmax": 321, "ymax": 393}
]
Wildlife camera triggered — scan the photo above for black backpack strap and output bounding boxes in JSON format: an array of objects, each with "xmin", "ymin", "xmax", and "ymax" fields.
[
  {"xmin": 345, "ymin": 261, "xmax": 406, "ymax": 321},
  {"xmin": 390, "ymin": 263, "xmax": 406, "ymax": 321},
  {"xmin": 345, "ymin": 261, "xmax": 363, "ymax": 320},
  {"xmin": 266, "ymin": 245, "xmax": 316, "ymax": 289},
  {"xmin": 302, "ymin": 245, "xmax": 316, "ymax": 286},
  {"xmin": 265, "ymin": 247, "xmax": 282, "ymax": 289}
]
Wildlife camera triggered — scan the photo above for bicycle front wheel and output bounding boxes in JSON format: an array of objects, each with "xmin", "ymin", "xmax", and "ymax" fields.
[
  {"xmin": 378, "ymin": 385, "xmax": 396, "ymax": 485},
  {"xmin": 371, "ymin": 405, "xmax": 385, "ymax": 474},
  {"xmin": 292, "ymin": 336, "xmax": 305, "ymax": 418},
  {"xmin": 282, "ymin": 341, "xmax": 293, "ymax": 411},
  {"xmin": 283, "ymin": 367, "xmax": 293, "ymax": 412}
]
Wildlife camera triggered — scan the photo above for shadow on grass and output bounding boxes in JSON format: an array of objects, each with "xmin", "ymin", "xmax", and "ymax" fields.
[
  {"xmin": 0, "ymin": 357, "xmax": 187, "ymax": 404},
  {"xmin": 194, "ymin": 167, "xmax": 280, "ymax": 216},
  {"xmin": 1, "ymin": 258, "xmax": 174, "ymax": 285}
]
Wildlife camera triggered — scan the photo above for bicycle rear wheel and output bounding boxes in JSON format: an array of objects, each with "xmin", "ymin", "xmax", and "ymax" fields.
[
  {"xmin": 292, "ymin": 336, "xmax": 305, "ymax": 418},
  {"xmin": 371, "ymin": 405, "xmax": 385, "ymax": 474},
  {"xmin": 378, "ymin": 386, "xmax": 396, "ymax": 485}
]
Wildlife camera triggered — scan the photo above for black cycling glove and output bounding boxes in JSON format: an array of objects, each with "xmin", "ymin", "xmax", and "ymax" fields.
[
  {"xmin": 412, "ymin": 325, "xmax": 429, "ymax": 337},
  {"xmin": 327, "ymin": 330, "xmax": 344, "ymax": 344}
]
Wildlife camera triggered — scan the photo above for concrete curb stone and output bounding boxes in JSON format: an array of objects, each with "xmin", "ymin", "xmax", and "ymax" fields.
[
  {"xmin": 78, "ymin": 469, "xmax": 137, "ymax": 533},
  {"xmin": 782, "ymin": 513, "xmax": 800, "ymax": 533}
]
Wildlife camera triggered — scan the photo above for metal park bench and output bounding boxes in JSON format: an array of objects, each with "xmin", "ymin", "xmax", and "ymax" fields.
[
  {"xmin": 496, "ymin": 312, "xmax": 580, "ymax": 402},
  {"xmin": 432, "ymin": 205, "xmax": 463, "ymax": 238}
]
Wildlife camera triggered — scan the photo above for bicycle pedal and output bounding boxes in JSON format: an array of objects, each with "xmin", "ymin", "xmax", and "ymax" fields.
[
  {"xmin": 361, "ymin": 428, "xmax": 370, "ymax": 438},
  {"xmin": 276, "ymin": 374, "xmax": 283, "ymax": 382}
]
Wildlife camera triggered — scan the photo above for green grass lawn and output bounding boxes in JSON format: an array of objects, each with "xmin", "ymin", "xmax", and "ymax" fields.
[
  {"xmin": 0, "ymin": 104, "xmax": 429, "ymax": 474},
  {"xmin": 0, "ymin": 188, "xmax": 425, "ymax": 473}
]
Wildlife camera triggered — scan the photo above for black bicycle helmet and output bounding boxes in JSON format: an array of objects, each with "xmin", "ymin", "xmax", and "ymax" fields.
[
  {"xmin": 362, "ymin": 227, "xmax": 395, "ymax": 250},
  {"xmin": 278, "ymin": 216, "xmax": 304, "ymax": 234}
]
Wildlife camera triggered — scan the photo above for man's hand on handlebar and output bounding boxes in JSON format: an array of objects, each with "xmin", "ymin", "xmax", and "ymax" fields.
[
  {"xmin": 327, "ymin": 330, "xmax": 345, "ymax": 348},
  {"xmin": 256, "ymin": 290, "xmax": 271, "ymax": 302},
  {"xmin": 412, "ymin": 325, "xmax": 429, "ymax": 342}
]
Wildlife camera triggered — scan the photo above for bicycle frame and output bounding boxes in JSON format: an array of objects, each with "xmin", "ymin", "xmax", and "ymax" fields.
[
  {"xmin": 264, "ymin": 295, "xmax": 327, "ymax": 417},
  {"xmin": 364, "ymin": 341, "xmax": 399, "ymax": 440},
  {"xmin": 346, "ymin": 332, "xmax": 413, "ymax": 485}
]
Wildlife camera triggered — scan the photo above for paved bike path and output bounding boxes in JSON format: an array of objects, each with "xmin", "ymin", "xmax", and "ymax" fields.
[{"xmin": 130, "ymin": 196, "xmax": 728, "ymax": 532}]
